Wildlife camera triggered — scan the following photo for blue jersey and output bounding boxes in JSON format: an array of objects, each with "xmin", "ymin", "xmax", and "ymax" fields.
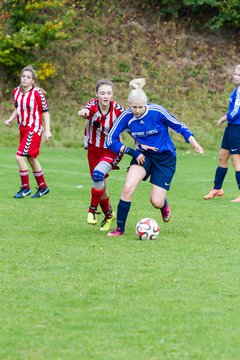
[
  {"xmin": 107, "ymin": 103, "xmax": 193, "ymax": 155},
  {"xmin": 227, "ymin": 87, "xmax": 240, "ymax": 125}
]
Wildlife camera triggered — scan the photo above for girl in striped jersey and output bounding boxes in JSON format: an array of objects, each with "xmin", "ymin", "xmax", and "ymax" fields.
[
  {"xmin": 4, "ymin": 65, "xmax": 51, "ymax": 199},
  {"xmin": 204, "ymin": 64, "xmax": 240, "ymax": 202},
  {"xmin": 78, "ymin": 79, "xmax": 125, "ymax": 231},
  {"xmin": 106, "ymin": 78, "xmax": 203, "ymax": 237}
]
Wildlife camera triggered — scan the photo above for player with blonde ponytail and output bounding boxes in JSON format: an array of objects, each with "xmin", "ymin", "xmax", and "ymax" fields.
[{"xmin": 107, "ymin": 78, "xmax": 203, "ymax": 237}]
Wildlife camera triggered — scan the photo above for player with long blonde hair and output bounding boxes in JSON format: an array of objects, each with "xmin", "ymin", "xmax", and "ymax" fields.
[
  {"xmin": 107, "ymin": 78, "xmax": 203, "ymax": 236},
  {"xmin": 204, "ymin": 64, "xmax": 240, "ymax": 202}
]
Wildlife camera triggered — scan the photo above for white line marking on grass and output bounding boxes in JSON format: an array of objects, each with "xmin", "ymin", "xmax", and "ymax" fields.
[{"xmin": 76, "ymin": 185, "xmax": 84, "ymax": 188}]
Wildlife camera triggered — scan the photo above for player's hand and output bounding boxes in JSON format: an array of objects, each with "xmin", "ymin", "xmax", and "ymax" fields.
[
  {"xmin": 188, "ymin": 136, "xmax": 204, "ymax": 154},
  {"xmin": 215, "ymin": 115, "xmax": 227, "ymax": 127},
  {"xmin": 140, "ymin": 144, "xmax": 158, "ymax": 152},
  {"xmin": 44, "ymin": 130, "xmax": 52, "ymax": 141},
  {"xmin": 136, "ymin": 153, "xmax": 145, "ymax": 165},
  {"xmin": 193, "ymin": 143, "xmax": 204, "ymax": 154},
  {"xmin": 78, "ymin": 109, "xmax": 90, "ymax": 118},
  {"xmin": 4, "ymin": 120, "xmax": 12, "ymax": 127},
  {"xmin": 215, "ymin": 119, "xmax": 223, "ymax": 127}
]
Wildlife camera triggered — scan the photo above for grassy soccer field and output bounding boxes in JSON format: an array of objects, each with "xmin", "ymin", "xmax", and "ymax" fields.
[{"xmin": 1, "ymin": 146, "xmax": 240, "ymax": 360}]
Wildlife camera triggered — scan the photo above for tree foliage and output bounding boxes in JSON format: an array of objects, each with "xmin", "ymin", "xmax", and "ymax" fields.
[
  {"xmin": 0, "ymin": 0, "xmax": 239, "ymax": 84},
  {"xmin": 139, "ymin": 0, "xmax": 240, "ymax": 30},
  {"xmin": 0, "ymin": 0, "xmax": 75, "ymax": 79}
]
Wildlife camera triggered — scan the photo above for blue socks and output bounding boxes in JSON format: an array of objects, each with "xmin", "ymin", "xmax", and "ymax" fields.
[
  {"xmin": 117, "ymin": 199, "xmax": 131, "ymax": 232},
  {"xmin": 214, "ymin": 166, "xmax": 228, "ymax": 189},
  {"xmin": 235, "ymin": 171, "xmax": 240, "ymax": 189}
]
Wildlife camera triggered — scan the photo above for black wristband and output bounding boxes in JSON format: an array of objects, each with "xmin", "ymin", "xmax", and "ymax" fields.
[{"xmin": 124, "ymin": 146, "xmax": 141, "ymax": 159}]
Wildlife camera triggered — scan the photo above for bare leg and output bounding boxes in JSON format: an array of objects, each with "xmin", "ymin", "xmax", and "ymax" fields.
[
  {"xmin": 150, "ymin": 184, "xmax": 167, "ymax": 209},
  {"xmin": 16, "ymin": 155, "xmax": 28, "ymax": 171}
]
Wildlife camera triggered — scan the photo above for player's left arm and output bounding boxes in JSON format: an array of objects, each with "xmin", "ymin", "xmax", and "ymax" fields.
[
  {"xmin": 161, "ymin": 109, "xmax": 203, "ymax": 152},
  {"xmin": 35, "ymin": 88, "xmax": 51, "ymax": 141},
  {"xmin": 188, "ymin": 135, "xmax": 203, "ymax": 154},
  {"xmin": 43, "ymin": 111, "xmax": 51, "ymax": 141}
]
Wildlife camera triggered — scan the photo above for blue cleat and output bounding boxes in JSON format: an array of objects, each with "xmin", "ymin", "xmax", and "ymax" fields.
[
  {"xmin": 14, "ymin": 187, "xmax": 31, "ymax": 199},
  {"xmin": 32, "ymin": 186, "xmax": 49, "ymax": 198}
]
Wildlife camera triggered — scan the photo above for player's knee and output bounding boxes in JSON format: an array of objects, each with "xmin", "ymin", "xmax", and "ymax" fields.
[
  {"xmin": 92, "ymin": 169, "xmax": 105, "ymax": 182},
  {"xmin": 15, "ymin": 154, "xmax": 25, "ymax": 164},
  {"xmin": 122, "ymin": 183, "xmax": 135, "ymax": 200}
]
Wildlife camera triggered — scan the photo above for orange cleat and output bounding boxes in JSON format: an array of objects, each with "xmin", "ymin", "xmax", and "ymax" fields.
[{"xmin": 203, "ymin": 188, "xmax": 224, "ymax": 200}]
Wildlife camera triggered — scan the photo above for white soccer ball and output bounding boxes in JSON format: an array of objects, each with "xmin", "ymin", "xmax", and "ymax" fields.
[{"xmin": 136, "ymin": 218, "xmax": 160, "ymax": 240}]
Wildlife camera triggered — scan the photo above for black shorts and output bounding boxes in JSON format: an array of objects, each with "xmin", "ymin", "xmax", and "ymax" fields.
[{"xmin": 221, "ymin": 125, "xmax": 240, "ymax": 154}]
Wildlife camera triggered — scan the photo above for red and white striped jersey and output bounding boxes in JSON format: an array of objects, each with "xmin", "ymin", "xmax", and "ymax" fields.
[
  {"xmin": 84, "ymin": 98, "xmax": 124, "ymax": 148},
  {"xmin": 13, "ymin": 86, "xmax": 49, "ymax": 135}
]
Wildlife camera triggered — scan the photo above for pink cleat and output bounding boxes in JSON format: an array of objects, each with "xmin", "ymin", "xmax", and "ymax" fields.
[
  {"xmin": 160, "ymin": 202, "xmax": 171, "ymax": 222},
  {"xmin": 107, "ymin": 227, "xmax": 124, "ymax": 237},
  {"xmin": 203, "ymin": 188, "xmax": 224, "ymax": 200}
]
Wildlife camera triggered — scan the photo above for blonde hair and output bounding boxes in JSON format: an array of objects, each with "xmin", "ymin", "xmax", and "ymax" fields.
[
  {"xmin": 20, "ymin": 65, "xmax": 46, "ymax": 94},
  {"xmin": 128, "ymin": 78, "xmax": 148, "ymax": 105}
]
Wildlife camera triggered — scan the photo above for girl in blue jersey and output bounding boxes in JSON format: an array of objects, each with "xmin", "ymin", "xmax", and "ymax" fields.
[
  {"xmin": 204, "ymin": 64, "xmax": 240, "ymax": 202},
  {"xmin": 106, "ymin": 78, "xmax": 203, "ymax": 237}
]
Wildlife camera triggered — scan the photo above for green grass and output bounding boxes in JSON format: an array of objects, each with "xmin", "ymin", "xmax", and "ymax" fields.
[{"xmin": 1, "ymin": 146, "xmax": 240, "ymax": 359}]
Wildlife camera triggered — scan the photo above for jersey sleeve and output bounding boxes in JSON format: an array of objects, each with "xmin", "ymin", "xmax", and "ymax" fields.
[
  {"xmin": 114, "ymin": 101, "xmax": 125, "ymax": 116},
  {"xmin": 35, "ymin": 88, "xmax": 49, "ymax": 112},
  {"xmin": 160, "ymin": 107, "xmax": 193, "ymax": 142},
  {"xmin": 84, "ymin": 98, "xmax": 97, "ymax": 110},
  {"xmin": 227, "ymin": 88, "xmax": 240, "ymax": 121},
  {"xmin": 13, "ymin": 88, "xmax": 18, "ymax": 108}
]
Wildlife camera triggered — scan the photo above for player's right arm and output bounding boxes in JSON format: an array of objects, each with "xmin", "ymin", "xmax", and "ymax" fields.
[
  {"xmin": 4, "ymin": 109, "xmax": 17, "ymax": 127},
  {"xmin": 216, "ymin": 115, "xmax": 227, "ymax": 127},
  {"xmin": 78, "ymin": 108, "xmax": 90, "ymax": 118},
  {"xmin": 107, "ymin": 111, "xmax": 145, "ymax": 164},
  {"xmin": 107, "ymin": 111, "xmax": 130, "ymax": 153}
]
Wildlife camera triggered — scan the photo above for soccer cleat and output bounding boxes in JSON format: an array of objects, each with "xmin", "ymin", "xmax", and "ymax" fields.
[
  {"xmin": 203, "ymin": 188, "xmax": 224, "ymax": 200},
  {"xmin": 160, "ymin": 202, "xmax": 171, "ymax": 222},
  {"xmin": 100, "ymin": 212, "xmax": 116, "ymax": 231},
  {"xmin": 14, "ymin": 187, "xmax": 31, "ymax": 199},
  {"xmin": 31, "ymin": 186, "xmax": 49, "ymax": 198},
  {"xmin": 87, "ymin": 211, "xmax": 97, "ymax": 225},
  {"xmin": 107, "ymin": 227, "xmax": 124, "ymax": 237}
]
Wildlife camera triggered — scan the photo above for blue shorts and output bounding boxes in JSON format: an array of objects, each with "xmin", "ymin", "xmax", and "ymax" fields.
[
  {"xmin": 221, "ymin": 125, "xmax": 240, "ymax": 154},
  {"xmin": 130, "ymin": 151, "xmax": 176, "ymax": 190}
]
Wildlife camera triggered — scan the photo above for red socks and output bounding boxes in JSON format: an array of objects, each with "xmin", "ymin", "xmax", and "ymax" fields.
[
  {"xmin": 89, "ymin": 188, "xmax": 112, "ymax": 218},
  {"xmin": 100, "ymin": 196, "xmax": 111, "ymax": 216},
  {"xmin": 20, "ymin": 170, "xmax": 30, "ymax": 189},
  {"xmin": 89, "ymin": 187, "xmax": 104, "ymax": 211},
  {"xmin": 33, "ymin": 170, "xmax": 47, "ymax": 189}
]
